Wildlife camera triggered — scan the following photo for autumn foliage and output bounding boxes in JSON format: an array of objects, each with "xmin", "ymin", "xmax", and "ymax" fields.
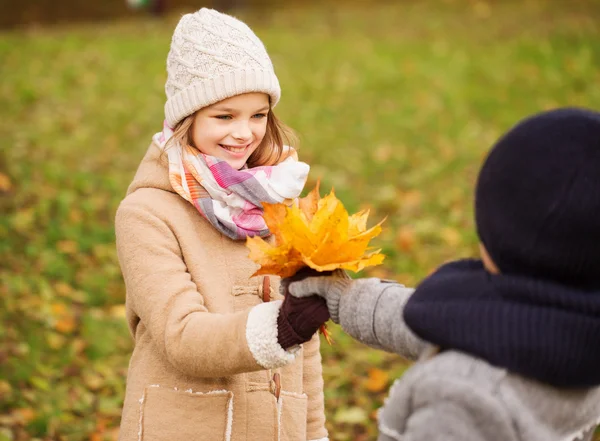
[
  {"xmin": 247, "ymin": 184, "xmax": 385, "ymax": 278},
  {"xmin": 3, "ymin": 3, "xmax": 600, "ymax": 441}
]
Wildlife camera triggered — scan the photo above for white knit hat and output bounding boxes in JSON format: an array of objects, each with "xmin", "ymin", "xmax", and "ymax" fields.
[{"xmin": 164, "ymin": 8, "xmax": 281, "ymax": 127}]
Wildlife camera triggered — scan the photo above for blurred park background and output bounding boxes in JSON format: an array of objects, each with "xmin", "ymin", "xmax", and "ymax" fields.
[{"xmin": 1, "ymin": 0, "xmax": 600, "ymax": 440}]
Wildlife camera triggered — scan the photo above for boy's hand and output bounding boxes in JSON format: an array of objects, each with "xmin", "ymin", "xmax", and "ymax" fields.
[{"xmin": 287, "ymin": 269, "xmax": 353, "ymax": 324}]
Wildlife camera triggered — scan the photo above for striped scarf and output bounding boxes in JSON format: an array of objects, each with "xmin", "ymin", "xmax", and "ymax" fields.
[{"xmin": 153, "ymin": 122, "xmax": 309, "ymax": 240}]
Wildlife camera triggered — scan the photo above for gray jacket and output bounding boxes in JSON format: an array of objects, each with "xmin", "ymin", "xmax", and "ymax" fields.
[{"xmin": 289, "ymin": 277, "xmax": 600, "ymax": 441}]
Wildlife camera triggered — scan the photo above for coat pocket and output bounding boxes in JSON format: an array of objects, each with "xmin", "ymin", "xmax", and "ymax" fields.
[
  {"xmin": 140, "ymin": 385, "xmax": 233, "ymax": 441},
  {"xmin": 279, "ymin": 392, "xmax": 308, "ymax": 441}
]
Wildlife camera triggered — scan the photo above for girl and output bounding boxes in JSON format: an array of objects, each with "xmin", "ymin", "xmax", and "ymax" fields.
[
  {"xmin": 115, "ymin": 9, "xmax": 330, "ymax": 441},
  {"xmin": 287, "ymin": 108, "xmax": 600, "ymax": 441}
]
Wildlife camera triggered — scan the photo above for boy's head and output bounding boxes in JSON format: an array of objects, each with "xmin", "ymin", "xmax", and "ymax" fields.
[{"xmin": 475, "ymin": 107, "xmax": 600, "ymax": 289}]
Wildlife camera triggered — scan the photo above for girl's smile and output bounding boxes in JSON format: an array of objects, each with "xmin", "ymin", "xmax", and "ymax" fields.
[{"xmin": 218, "ymin": 142, "xmax": 253, "ymax": 156}]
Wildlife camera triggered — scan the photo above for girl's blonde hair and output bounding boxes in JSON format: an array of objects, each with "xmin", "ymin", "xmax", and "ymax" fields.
[{"xmin": 165, "ymin": 107, "xmax": 297, "ymax": 168}]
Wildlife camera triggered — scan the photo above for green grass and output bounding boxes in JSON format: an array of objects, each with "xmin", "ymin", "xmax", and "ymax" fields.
[{"xmin": 1, "ymin": 1, "xmax": 600, "ymax": 439}]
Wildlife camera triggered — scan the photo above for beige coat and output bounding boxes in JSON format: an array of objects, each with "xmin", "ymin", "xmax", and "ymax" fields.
[{"xmin": 115, "ymin": 143, "xmax": 328, "ymax": 441}]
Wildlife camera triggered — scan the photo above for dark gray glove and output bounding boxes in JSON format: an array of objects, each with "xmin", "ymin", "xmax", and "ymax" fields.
[{"xmin": 286, "ymin": 269, "xmax": 353, "ymax": 323}]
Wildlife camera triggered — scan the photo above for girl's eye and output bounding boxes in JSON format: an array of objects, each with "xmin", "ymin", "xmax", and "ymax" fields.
[
  {"xmin": 252, "ymin": 113, "xmax": 267, "ymax": 119},
  {"xmin": 215, "ymin": 115, "xmax": 233, "ymax": 120}
]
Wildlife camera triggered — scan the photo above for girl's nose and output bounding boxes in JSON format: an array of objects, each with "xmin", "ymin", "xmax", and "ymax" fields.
[{"xmin": 232, "ymin": 121, "xmax": 252, "ymax": 141}]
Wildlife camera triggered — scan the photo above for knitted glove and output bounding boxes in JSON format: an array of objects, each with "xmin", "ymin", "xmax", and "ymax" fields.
[
  {"xmin": 276, "ymin": 268, "xmax": 331, "ymax": 349},
  {"xmin": 287, "ymin": 270, "xmax": 354, "ymax": 324}
]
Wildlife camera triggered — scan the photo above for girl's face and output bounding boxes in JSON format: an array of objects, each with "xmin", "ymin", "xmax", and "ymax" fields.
[{"xmin": 191, "ymin": 92, "xmax": 270, "ymax": 170}]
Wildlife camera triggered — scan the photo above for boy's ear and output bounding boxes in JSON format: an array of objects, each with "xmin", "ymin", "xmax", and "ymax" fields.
[{"xmin": 480, "ymin": 243, "xmax": 500, "ymax": 274}]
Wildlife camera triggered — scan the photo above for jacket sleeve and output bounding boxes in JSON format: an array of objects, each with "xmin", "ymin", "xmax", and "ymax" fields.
[
  {"xmin": 377, "ymin": 370, "xmax": 519, "ymax": 441},
  {"xmin": 302, "ymin": 333, "xmax": 329, "ymax": 441},
  {"xmin": 115, "ymin": 200, "xmax": 298, "ymax": 378},
  {"xmin": 337, "ymin": 279, "xmax": 425, "ymax": 361}
]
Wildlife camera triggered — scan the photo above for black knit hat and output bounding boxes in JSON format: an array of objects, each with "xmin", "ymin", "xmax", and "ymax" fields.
[{"xmin": 475, "ymin": 107, "xmax": 600, "ymax": 290}]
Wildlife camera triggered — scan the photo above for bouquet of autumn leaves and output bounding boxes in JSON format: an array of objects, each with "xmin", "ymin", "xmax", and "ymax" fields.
[{"xmin": 246, "ymin": 183, "xmax": 385, "ymax": 343}]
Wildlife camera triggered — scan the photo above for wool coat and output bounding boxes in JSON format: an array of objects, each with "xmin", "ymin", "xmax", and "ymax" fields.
[{"xmin": 115, "ymin": 142, "xmax": 328, "ymax": 441}]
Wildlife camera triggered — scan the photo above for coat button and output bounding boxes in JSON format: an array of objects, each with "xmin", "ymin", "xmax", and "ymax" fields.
[
  {"xmin": 272, "ymin": 372, "xmax": 281, "ymax": 399},
  {"xmin": 262, "ymin": 276, "xmax": 271, "ymax": 303}
]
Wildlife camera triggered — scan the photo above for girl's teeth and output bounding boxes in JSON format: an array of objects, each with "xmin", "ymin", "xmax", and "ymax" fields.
[{"xmin": 222, "ymin": 144, "xmax": 246, "ymax": 152}]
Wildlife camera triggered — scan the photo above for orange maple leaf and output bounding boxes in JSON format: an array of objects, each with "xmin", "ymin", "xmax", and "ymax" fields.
[{"xmin": 247, "ymin": 184, "xmax": 385, "ymax": 278}]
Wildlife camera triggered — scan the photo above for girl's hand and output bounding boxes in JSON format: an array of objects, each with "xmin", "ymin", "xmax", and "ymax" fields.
[{"xmin": 276, "ymin": 268, "xmax": 331, "ymax": 349}]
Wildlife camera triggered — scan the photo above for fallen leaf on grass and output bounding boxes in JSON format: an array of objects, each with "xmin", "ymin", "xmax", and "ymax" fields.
[{"xmin": 365, "ymin": 367, "xmax": 389, "ymax": 393}]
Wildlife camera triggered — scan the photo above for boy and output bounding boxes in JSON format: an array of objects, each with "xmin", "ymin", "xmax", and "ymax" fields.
[{"xmin": 286, "ymin": 108, "xmax": 600, "ymax": 441}]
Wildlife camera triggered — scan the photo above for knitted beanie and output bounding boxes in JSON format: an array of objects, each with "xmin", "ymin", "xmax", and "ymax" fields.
[
  {"xmin": 475, "ymin": 107, "xmax": 600, "ymax": 289},
  {"xmin": 164, "ymin": 8, "xmax": 281, "ymax": 127}
]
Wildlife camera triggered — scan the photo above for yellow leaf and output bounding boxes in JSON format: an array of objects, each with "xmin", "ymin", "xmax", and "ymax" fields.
[
  {"xmin": 373, "ymin": 144, "xmax": 393, "ymax": 163},
  {"xmin": 0, "ymin": 380, "xmax": 12, "ymax": 396},
  {"xmin": 109, "ymin": 304, "xmax": 126, "ymax": 319},
  {"xmin": 54, "ymin": 282, "xmax": 74, "ymax": 297},
  {"xmin": 69, "ymin": 208, "xmax": 83, "ymax": 223},
  {"xmin": 46, "ymin": 332, "xmax": 67, "ymax": 349},
  {"xmin": 440, "ymin": 227, "xmax": 461, "ymax": 247},
  {"xmin": 262, "ymin": 203, "xmax": 287, "ymax": 245},
  {"xmin": 365, "ymin": 368, "xmax": 389, "ymax": 392},
  {"xmin": 72, "ymin": 338, "xmax": 87, "ymax": 354},
  {"xmin": 297, "ymin": 181, "xmax": 321, "ymax": 222},
  {"xmin": 400, "ymin": 190, "xmax": 422, "ymax": 210},
  {"xmin": 0, "ymin": 172, "xmax": 11, "ymax": 192},
  {"xmin": 12, "ymin": 408, "xmax": 36, "ymax": 424},
  {"xmin": 396, "ymin": 226, "xmax": 416, "ymax": 252},
  {"xmin": 348, "ymin": 209, "xmax": 369, "ymax": 237},
  {"xmin": 83, "ymin": 372, "xmax": 104, "ymax": 391},
  {"xmin": 246, "ymin": 185, "xmax": 385, "ymax": 278},
  {"xmin": 320, "ymin": 323, "xmax": 333, "ymax": 345},
  {"xmin": 309, "ymin": 191, "xmax": 349, "ymax": 243},
  {"xmin": 283, "ymin": 205, "xmax": 319, "ymax": 256},
  {"xmin": 105, "ymin": 428, "xmax": 120, "ymax": 441},
  {"xmin": 51, "ymin": 302, "xmax": 76, "ymax": 334},
  {"xmin": 51, "ymin": 302, "xmax": 67, "ymax": 315},
  {"xmin": 247, "ymin": 237, "xmax": 305, "ymax": 278},
  {"xmin": 12, "ymin": 208, "xmax": 35, "ymax": 233},
  {"xmin": 57, "ymin": 240, "xmax": 78, "ymax": 254},
  {"xmin": 55, "ymin": 316, "xmax": 76, "ymax": 334}
]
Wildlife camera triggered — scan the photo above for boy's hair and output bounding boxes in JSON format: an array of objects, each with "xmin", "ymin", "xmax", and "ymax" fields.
[{"xmin": 165, "ymin": 108, "xmax": 297, "ymax": 168}]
